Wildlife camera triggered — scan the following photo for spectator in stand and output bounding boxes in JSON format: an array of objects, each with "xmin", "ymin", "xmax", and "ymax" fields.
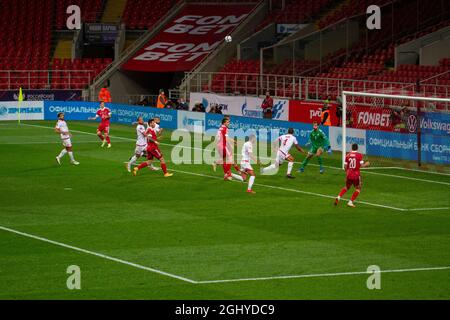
[
  {"xmin": 176, "ymin": 98, "xmax": 189, "ymax": 110},
  {"xmin": 98, "ymin": 80, "xmax": 112, "ymax": 103},
  {"xmin": 321, "ymin": 104, "xmax": 331, "ymax": 126},
  {"xmin": 261, "ymin": 91, "xmax": 273, "ymax": 119},
  {"xmin": 156, "ymin": 89, "xmax": 168, "ymax": 108},
  {"xmin": 192, "ymin": 101, "xmax": 205, "ymax": 112},
  {"xmin": 208, "ymin": 104, "xmax": 223, "ymax": 114}
]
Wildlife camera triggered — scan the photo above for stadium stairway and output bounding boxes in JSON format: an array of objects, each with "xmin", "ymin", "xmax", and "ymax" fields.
[
  {"xmin": 52, "ymin": 38, "xmax": 73, "ymax": 62},
  {"xmin": 101, "ymin": 0, "xmax": 128, "ymax": 23}
]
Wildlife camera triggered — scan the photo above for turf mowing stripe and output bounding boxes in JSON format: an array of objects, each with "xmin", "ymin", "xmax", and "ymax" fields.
[
  {"xmin": 17, "ymin": 123, "xmax": 450, "ymax": 211},
  {"xmin": 170, "ymin": 169, "xmax": 408, "ymax": 212},
  {"xmin": 20, "ymin": 123, "xmax": 450, "ymax": 185},
  {"xmin": 195, "ymin": 266, "xmax": 450, "ymax": 284},
  {"xmin": 0, "ymin": 225, "xmax": 197, "ymax": 284},
  {"xmin": 3, "ymin": 225, "xmax": 450, "ymax": 285}
]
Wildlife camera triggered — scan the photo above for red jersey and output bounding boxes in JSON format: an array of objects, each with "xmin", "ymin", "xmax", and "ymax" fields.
[
  {"xmin": 345, "ymin": 151, "xmax": 364, "ymax": 179},
  {"xmin": 216, "ymin": 125, "xmax": 228, "ymax": 149},
  {"xmin": 146, "ymin": 127, "xmax": 158, "ymax": 149},
  {"xmin": 96, "ymin": 107, "xmax": 111, "ymax": 125}
]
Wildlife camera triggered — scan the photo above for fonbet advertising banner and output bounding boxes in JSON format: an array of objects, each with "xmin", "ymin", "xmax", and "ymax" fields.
[
  {"xmin": 190, "ymin": 92, "xmax": 289, "ymax": 120},
  {"xmin": 122, "ymin": 4, "xmax": 254, "ymax": 72},
  {"xmin": 0, "ymin": 101, "xmax": 44, "ymax": 121}
]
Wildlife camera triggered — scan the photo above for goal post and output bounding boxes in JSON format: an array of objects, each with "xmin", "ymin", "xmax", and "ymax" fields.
[{"xmin": 341, "ymin": 91, "xmax": 450, "ymax": 171}]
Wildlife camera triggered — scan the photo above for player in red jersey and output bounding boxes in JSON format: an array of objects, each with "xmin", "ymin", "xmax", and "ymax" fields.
[
  {"xmin": 133, "ymin": 118, "xmax": 173, "ymax": 177},
  {"xmin": 215, "ymin": 117, "xmax": 242, "ymax": 181},
  {"xmin": 89, "ymin": 102, "xmax": 112, "ymax": 148},
  {"xmin": 335, "ymin": 143, "xmax": 370, "ymax": 208}
]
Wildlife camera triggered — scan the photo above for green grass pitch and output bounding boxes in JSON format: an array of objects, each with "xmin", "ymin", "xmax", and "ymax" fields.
[{"xmin": 0, "ymin": 120, "xmax": 449, "ymax": 299}]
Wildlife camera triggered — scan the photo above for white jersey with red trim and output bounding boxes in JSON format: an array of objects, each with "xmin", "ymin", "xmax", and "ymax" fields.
[
  {"xmin": 136, "ymin": 124, "xmax": 147, "ymax": 146},
  {"xmin": 278, "ymin": 134, "xmax": 298, "ymax": 156},
  {"xmin": 241, "ymin": 141, "xmax": 253, "ymax": 162},
  {"xmin": 55, "ymin": 120, "xmax": 70, "ymax": 140}
]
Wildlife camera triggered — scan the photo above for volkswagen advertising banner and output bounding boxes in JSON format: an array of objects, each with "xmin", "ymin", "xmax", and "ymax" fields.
[
  {"xmin": 0, "ymin": 101, "xmax": 44, "ymax": 121},
  {"xmin": 190, "ymin": 92, "xmax": 289, "ymax": 120}
]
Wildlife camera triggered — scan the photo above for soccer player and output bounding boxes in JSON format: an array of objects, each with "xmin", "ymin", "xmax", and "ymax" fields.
[
  {"xmin": 215, "ymin": 117, "xmax": 241, "ymax": 181},
  {"xmin": 54, "ymin": 112, "xmax": 79, "ymax": 165},
  {"xmin": 149, "ymin": 117, "xmax": 163, "ymax": 171},
  {"xmin": 260, "ymin": 128, "xmax": 304, "ymax": 178},
  {"xmin": 126, "ymin": 116, "xmax": 147, "ymax": 173},
  {"xmin": 240, "ymin": 135, "xmax": 258, "ymax": 193},
  {"xmin": 88, "ymin": 101, "xmax": 112, "ymax": 148},
  {"xmin": 335, "ymin": 143, "xmax": 370, "ymax": 208},
  {"xmin": 298, "ymin": 121, "xmax": 331, "ymax": 174},
  {"xmin": 133, "ymin": 119, "xmax": 173, "ymax": 177}
]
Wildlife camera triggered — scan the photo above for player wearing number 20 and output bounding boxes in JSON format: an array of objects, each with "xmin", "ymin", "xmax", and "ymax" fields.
[{"xmin": 335, "ymin": 143, "xmax": 370, "ymax": 208}]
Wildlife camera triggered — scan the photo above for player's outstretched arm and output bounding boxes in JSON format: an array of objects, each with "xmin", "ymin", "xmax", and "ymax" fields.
[
  {"xmin": 88, "ymin": 115, "xmax": 98, "ymax": 121},
  {"xmin": 294, "ymin": 144, "xmax": 305, "ymax": 153},
  {"xmin": 361, "ymin": 161, "xmax": 370, "ymax": 168}
]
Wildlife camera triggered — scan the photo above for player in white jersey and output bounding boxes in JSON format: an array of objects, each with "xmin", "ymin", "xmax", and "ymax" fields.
[
  {"xmin": 54, "ymin": 112, "xmax": 79, "ymax": 165},
  {"xmin": 240, "ymin": 135, "xmax": 258, "ymax": 193},
  {"xmin": 260, "ymin": 128, "xmax": 304, "ymax": 178},
  {"xmin": 126, "ymin": 116, "xmax": 147, "ymax": 172}
]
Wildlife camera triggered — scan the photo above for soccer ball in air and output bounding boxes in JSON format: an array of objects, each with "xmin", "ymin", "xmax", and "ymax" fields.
[{"xmin": 225, "ymin": 35, "xmax": 232, "ymax": 43}]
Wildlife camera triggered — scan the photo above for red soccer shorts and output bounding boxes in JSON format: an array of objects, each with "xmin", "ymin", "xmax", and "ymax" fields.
[
  {"xmin": 147, "ymin": 147, "xmax": 162, "ymax": 160},
  {"xmin": 346, "ymin": 176, "xmax": 361, "ymax": 189},
  {"xmin": 98, "ymin": 124, "xmax": 110, "ymax": 134}
]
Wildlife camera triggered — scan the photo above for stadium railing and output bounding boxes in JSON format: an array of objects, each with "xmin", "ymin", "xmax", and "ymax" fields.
[
  {"xmin": 0, "ymin": 70, "xmax": 94, "ymax": 90},
  {"xmin": 181, "ymin": 71, "xmax": 450, "ymax": 108}
]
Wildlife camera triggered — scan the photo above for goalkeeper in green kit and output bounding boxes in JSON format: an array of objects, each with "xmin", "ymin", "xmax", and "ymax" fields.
[{"xmin": 298, "ymin": 121, "xmax": 332, "ymax": 174}]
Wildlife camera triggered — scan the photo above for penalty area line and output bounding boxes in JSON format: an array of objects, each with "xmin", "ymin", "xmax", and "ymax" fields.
[
  {"xmin": 18, "ymin": 123, "xmax": 450, "ymax": 211},
  {"xmin": 20, "ymin": 123, "xmax": 450, "ymax": 185},
  {"xmin": 0, "ymin": 225, "xmax": 197, "ymax": 284},
  {"xmin": 195, "ymin": 266, "xmax": 450, "ymax": 284}
]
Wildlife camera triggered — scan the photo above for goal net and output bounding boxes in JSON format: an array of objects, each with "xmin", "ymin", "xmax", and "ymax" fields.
[{"xmin": 341, "ymin": 90, "xmax": 450, "ymax": 172}]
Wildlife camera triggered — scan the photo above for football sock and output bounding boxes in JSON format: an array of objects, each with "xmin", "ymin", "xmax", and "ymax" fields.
[
  {"xmin": 223, "ymin": 163, "xmax": 232, "ymax": 174},
  {"xmin": 138, "ymin": 162, "xmax": 148, "ymax": 170},
  {"xmin": 261, "ymin": 164, "xmax": 277, "ymax": 174},
  {"xmin": 317, "ymin": 156, "xmax": 323, "ymax": 167},
  {"xmin": 301, "ymin": 157, "xmax": 310, "ymax": 168},
  {"xmin": 68, "ymin": 152, "xmax": 75, "ymax": 162},
  {"xmin": 231, "ymin": 173, "xmax": 244, "ymax": 181},
  {"xmin": 97, "ymin": 133, "xmax": 104, "ymax": 141},
  {"xmin": 350, "ymin": 190, "xmax": 360, "ymax": 202},
  {"xmin": 233, "ymin": 164, "xmax": 240, "ymax": 171},
  {"xmin": 161, "ymin": 163, "xmax": 167, "ymax": 174},
  {"xmin": 58, "ymin": 149, "xmax": 67, "ymax": 158},
  {"xmin": 287, "ymin": 162, "xmax": 294, "ymax": 175},
  {"xmin": 248, "ymin": 176, "xmax": 255, "ymax": 190},
  {"xmin": 129, "ymin": 155, "xmax": 138, "ymax": 165},
  {"xmin": 106, "ymin": 136, "xmax": 111, "ymax": 144},
  {"xmin": 338, "ymin": 188, "xmax": 347, "ymax": 198}
]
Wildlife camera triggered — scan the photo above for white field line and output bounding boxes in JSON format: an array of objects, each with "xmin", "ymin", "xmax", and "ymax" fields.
[
  {"xmin": 0, "ymin": 141, "xmax": 128, "ymax": 145},
  {"xmin": 20, "ymin": 123, "xmax": 450, "ymax": 185},
  {"xmin": 19, "ymin": 123, "xmax": 450, "ymax": 211},
  {"xmin": 1, "ymin": 225, "xmax": 450, "ymax": 285},
  {"xmin": 195, "ymin": 266, "xmax": 450, "ymax": 284},
  {"xmin": 170, "ymin": 169, "xmax": 407, "ymax": 212},
  {"xmin": 0, "ymin": 225, "xmax": 196, "ymax": 284}
]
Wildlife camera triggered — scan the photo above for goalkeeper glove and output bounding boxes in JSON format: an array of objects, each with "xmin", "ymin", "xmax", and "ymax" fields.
[{"xmin": 305, "ymin": 142, "xmax": 311, "ymax": 147}]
